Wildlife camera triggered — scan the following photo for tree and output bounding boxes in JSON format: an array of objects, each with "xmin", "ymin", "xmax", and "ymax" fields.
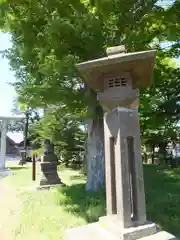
[
  {"xmin": 140, "ymin": 56, "xmax": 180, "ymax": 164},
  {"xmin": 34, "ymin": 106, "xmax": 87, "ymax": 167},
  {"xmin": 0, "ymin": 0, "xmax": 179, "ymax": 191},
  {"xmin": 9, "ymin": 99, "xmax": 41, "ymax": 153}
]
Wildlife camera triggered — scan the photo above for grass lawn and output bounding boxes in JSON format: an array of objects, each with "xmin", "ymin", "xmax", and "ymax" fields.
[{"xmin": 1, "ymin": 163, "xmax": 180, "ymax": 239}]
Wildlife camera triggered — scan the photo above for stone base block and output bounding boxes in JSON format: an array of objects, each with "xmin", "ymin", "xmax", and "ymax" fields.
[
  {"xmin": 66, "ymin": 223, "xmax": 178, "ymax": 240},
  {"xmin": 99, "ymin": 216, "xmax": 157, "ymax": 239},
  {"xmin": 140, "ymin": 231, "xmax": 179, "ymax": 240},
  {"xmin": 40, "ymin": 162, "xmax": 62, "ymax": 186},
  {"xmin": 39, "ymin": 173, "xmax": 62, "ymax": 186}
]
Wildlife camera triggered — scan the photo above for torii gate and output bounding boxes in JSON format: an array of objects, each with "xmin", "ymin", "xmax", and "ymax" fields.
[{"xmin": 0, "ymin": 116, "xmax": 24, "ymax": 170}]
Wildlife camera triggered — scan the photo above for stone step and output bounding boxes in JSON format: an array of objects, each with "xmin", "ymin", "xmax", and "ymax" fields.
[{"xmin": 66, "ymin": 223, "xmax": 178, "ymax": 240}]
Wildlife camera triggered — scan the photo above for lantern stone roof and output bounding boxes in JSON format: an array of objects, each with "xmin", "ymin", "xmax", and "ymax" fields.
[{"xmin": 76, "ymin": 47, "xmax": 156, "ymax": 92}]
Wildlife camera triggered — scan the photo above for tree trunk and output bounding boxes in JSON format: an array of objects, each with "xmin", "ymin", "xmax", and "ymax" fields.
[
  {"xmin": 151, "ymin": 144, "xmax": 155, "ymax": 164},
  {"xmin": 24, "ymin": 111, "xmax": 29, "ymax": 158},
  {"xmin": 86, "ymin": 117, "xmax": 105, "ymax": 192},
  {"xmin": 143, "ymin": 145, "xmax": 148, "ymax": 163},
  {"xmin": 85, "ymin": 85, "xmax": 105, "ymax": 192},
  {"xmin": 159, "ymin": 142, "xmax": 167, "ymax": 165}
]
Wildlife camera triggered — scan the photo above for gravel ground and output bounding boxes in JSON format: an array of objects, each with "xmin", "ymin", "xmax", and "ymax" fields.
[{"xmin": 0, "ymin": 178, "xmax": 22, "ymax": 239}]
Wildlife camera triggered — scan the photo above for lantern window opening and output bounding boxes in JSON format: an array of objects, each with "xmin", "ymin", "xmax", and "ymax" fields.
[{"xmin": 107, "ymin": 75, "xmax": 128, "ymax": 89}]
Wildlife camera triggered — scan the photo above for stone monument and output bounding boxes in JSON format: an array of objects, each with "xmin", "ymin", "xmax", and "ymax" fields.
[
  {"xmin": 66, "ymin": 46, "xmax": 178, "ymax": 239},
  {"xmin": 38, "ymin": 139, "xmax": 62, "ymax": 189}
]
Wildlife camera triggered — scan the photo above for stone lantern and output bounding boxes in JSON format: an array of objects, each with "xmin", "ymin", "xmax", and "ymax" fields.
[
  {"xmin": 66, "ymin": 46, "xmax": 177, "ymax": 239},
  {"xmin": 37, "ymin": 139, "xmax": 63, "ymax": 190}
]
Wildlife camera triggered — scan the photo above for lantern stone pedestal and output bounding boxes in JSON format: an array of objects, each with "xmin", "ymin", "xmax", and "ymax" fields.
[
  {"xmin": 38, "ymin": 154, "xmax": 62, "ymax": 190},
  {"xmin": 40, "ymin": 156, "xmax": 61, "ymax": 184},
  {"xmin": 38, "ymin": 140, "xmax": 63, "ymax": 190},
  {"xmin": 66, "ymin": 46, "xmax": 178, "ymax": 239},
  {"xmin": 66, "ymin": 223, "xmax": 178, "ymax": 240}
]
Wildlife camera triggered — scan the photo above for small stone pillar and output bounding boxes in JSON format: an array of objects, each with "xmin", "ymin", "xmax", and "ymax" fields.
[
  {"xmin": 66, "ymin": 46, "xmax": 178, "ymax": 239},
  {"xmin": 39, "ymin": 139, "xmax": 62, "ymax": 188},
  {"xmin": 0, "ymin": 119, "xmax": 7, "ymax": 170}
]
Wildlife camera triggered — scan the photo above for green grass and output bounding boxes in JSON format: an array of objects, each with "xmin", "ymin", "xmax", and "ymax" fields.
[
  {"xmin": 2, "ymin": 163, "xmax": 180, "ymax": 239},
  {"xmin": 144, "ymin": 165, "xmax": 180, "ymax": 236}
]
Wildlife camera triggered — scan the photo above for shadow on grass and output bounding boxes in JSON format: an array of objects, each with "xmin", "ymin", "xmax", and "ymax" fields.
[
  {"xmin": 144, "ymin": 164, "xmax": 180, "ymax": 236},
  {"xmin": 69, "ymin": 175, "xmax": 84, "ymax": 180},
  {"xmin": 9, "ymin": 166, "xmax": 28, "ymax": 171},
  {"xmin": 57, "ymin": 165, "xmax": 180, "ymax": 236},
  {"xmin": 57, "ymin": 183, "xmax": 106, "ymax": 223}
]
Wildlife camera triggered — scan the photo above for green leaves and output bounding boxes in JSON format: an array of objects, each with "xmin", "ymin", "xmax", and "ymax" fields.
[
  {"xmin": 32, "ymin": 105, "xmax": 86, "ymax": 164},
  {"xmin": 1, "ymin": 0, "xmax": 180, "ymax": 150}
]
